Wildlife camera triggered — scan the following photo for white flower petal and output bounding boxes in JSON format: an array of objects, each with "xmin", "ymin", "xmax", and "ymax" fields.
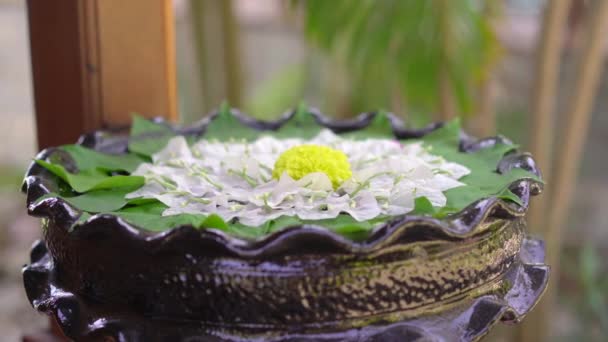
[
  {"xmin": 415, "ymin": 187, "xmax": 447, "ymax": 207},
  {"xmin": 441, "ymin": 162, "xmax": 471, "ymax": 179},
  {"xmin": 431, "ymin": 174, "xmax": 465, "ymax": 191},
  {"xmin": 387, "ymin": 190, "xmax": 415, "ymax": 215},
  {"xmin": 128, "ymin": 128, "xmax": 470, "ymax": 227},
  {"xmin": 153, "ymin": 136, "xmax": 192, "ymax": 163},
  {"xmin": 343, "ymin": 192, "xmax": 381, "ymax": 221},
  {"xmin": 266, "ymin": 173, "xmax": 300, "ymax": 206},
  {"xmin": 297, "ymin": 172, "xmax": 333, "ymax": 191},
  {"xmin": 125, "ymin": 182, "xmax": 165, "ymax": 199},
  {"xmin": 295, "ymin": 194, "xmax": 343, "ymax": 220}
]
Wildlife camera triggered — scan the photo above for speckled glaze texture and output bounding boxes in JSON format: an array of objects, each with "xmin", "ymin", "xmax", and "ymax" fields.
[{"xmin": 22, "ymin": 109, "xmax": 549, "ymax": 341}]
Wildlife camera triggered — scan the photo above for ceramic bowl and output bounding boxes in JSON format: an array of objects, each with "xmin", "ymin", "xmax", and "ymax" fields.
[{"xmin": 22, "ymin": 109, "xmax": 549, "ymax": 341}]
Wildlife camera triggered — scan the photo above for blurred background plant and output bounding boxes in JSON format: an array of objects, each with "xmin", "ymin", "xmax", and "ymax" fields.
[
  {"xmin": 183, "ymin": 0, "xmax": 502, "ymax": 129},
  {"xmin": 1, "ymin": 0, "xmax": 607, "ymax": 340},
  {"xmin": 557, "ymin": 245, "xmax": 608, "ymax": 341},
  {"xmin": 296, "ymin": 0, "xmax": 500, "ymax": 124}
]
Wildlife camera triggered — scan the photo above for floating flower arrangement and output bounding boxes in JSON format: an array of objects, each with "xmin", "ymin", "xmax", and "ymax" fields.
[
  {"xmin": 23, "ymin": 106, "xmax": 548, "ymax": 341},
  {"xmin": 31, "ymin": 105, "xmax": 537, "ymax": 240}
]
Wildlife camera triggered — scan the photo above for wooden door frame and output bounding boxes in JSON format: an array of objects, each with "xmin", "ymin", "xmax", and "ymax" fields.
[
  {"xmin": 26, "ymin": 1, "xmax": 177, "ymax": 339},
  {"xmin": 27, "ymin": 0, "xmax": 178, "ymax": 149}
]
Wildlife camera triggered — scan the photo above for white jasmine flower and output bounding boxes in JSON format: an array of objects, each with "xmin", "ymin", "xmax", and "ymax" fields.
[{"xmin": 126, "ymin": 130, "xmax": 470, "ymax": 226}]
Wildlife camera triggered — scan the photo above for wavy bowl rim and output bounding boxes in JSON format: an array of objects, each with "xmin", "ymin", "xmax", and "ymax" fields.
[{"xmin": 22, "ymin": 108, "xmax": 543, "ymax": 257}]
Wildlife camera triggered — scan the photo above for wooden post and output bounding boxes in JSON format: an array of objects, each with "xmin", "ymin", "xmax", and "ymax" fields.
[
  {"xmin": 27, "ymin": 0, "xmax": 178, "ymax": 149},
  {"xmin": 520, "ymin": 1, "xmax": 608, "ymax": 341},
  {"xmin": 547, "ymin": 2, "xmax": 608, "ymax": 245},
  {"xmin": 473, "ymin": 78, "xmax": 497, "ymax": 137},
  {"xmin": 436, "ymin": 0, "xmax": 456, "ymax": 121},
  {"xmin": 191, "ymin": 0, "xmax": 243, "ymax": 113},
  {"xmin": 27, "ymin": 0, "xmax": 98, "ymax": 149},
  {"xmin": 520, "ymin": 3, "xmax": 571, "ymax": 337},
  {"xmin": 26, "ymin": 1, "xmax": 177, "ymax": 339},
  {"xmin": 544, "ymin": 0, "xmax": 608, "ymax": 332},
  {"xmin": 526, "ymin": 0, "xmax": 572, "ymax": 235},
  {"xmin": 471, "ymin": 0, "xmax": 501, "ymax": 138}
]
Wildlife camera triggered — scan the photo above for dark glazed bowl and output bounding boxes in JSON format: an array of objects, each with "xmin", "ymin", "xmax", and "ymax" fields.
[{"xmin": 22, "ymin": 109, "xmax": 549, "ymax": 341}]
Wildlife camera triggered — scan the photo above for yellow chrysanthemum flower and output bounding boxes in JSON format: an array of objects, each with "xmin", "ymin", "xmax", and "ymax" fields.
[{"xmin": 272, "ymin": 145, "xmax": 352, "ymax": 189}]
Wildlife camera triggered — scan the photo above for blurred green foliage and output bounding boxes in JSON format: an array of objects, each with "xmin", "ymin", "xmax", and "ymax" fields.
[
  {"xmin": 244, "ymin": 0, "xmax": 499, "ymax": 121},
  {"xmin": 0, "ymin": 166, "xmax": 24, "ymax": 191},
  {"xmin": 578, "ymin": 246, "xmax": 608, "ymax": 333},
  {"xmin": 300, "ymin": 0, "xmax": 498, "ymax": 117},
  {"xmin": 560, "ymin": 245, "xmax": 608, "ymax": 341},
  {"xmin": 245, "ymin": 64, "xmax": 307, "ymax": 120}
]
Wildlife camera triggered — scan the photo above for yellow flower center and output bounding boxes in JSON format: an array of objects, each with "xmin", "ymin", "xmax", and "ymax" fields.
[{"xmin": 272, "ymin": 145, "xmax": 352, "ymax": 189}]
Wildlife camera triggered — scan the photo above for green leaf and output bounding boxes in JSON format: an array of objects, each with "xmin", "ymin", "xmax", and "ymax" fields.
[
  {"xmin": 201, "ymin": 214, "xmax": 230, "ymax": 230},
  {"xmin": 270, "ymin": 102, "xmax": 322, "ymax": 139},
  {"xmin": 412, "ymin": 197, "xmax": 436, "ymax": 216},
  {"xmin": 497, "ymin": 188, "xmax": 524, "ymax": 206},
  {"xmin": 343, "ymin": 110, "xmax": 394, "ymax": 139},
  {"xmin": 238, "ymin": 214, "xmax": 384, "ymax": 241},
  {"xmin": 234, "ymin": 215, "xmax": 302, "ymax": 235},
  {"xmin": 61, "ymin": 145, "xmax": 145, "ymax": 173},
  {"xmin": 417, "ymin": 122, "xmax": 539, "ymax": 217},
  {"xmin": 423, "ymin": 118, "xmax": 461, "ymax": 145},
  {"xmin": 204, "ymin": 102, "xmax": 326, "ymax": 142},
  {"xmin": 109, "ymin": 202, "xmax": 238, "ymax": 234},
  {"xmin": 34, "ymin": 117, "xmax": 540, "ymax": 241},
  {"xmin": 112, "ymin": 203, "xmax": 203, "ymax": 231},
  {"xmin": 202, "ymin": 102, "xmax": 262, "ymax": 141},
  {"xmin": 106, "ymin": 201, "xmax": 385, "ymax": 241},
  {"xmin": 312, "ymin": 215, "xmax": 385, "ymax": 241},
  {"xmin": 37, "ymin": 186, "xmax": 142, "ymax": 212},
  {"xmin": 35, "ymin": 160, "xmax": 145, "ymax": 193},
  {"xmin": 128, "ymin": 114, "xmax": 176, "ymax": 157}
]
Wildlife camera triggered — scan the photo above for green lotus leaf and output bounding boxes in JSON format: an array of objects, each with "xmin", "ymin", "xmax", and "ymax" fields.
[{"xmin": 32, "ymin": 110, "xmax": 540, "ymax": 240}]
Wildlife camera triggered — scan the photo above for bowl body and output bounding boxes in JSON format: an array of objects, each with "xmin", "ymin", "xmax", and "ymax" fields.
[{"xmin": 22, "ymin": 110, "xmax": 549, "ymax": 341}]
